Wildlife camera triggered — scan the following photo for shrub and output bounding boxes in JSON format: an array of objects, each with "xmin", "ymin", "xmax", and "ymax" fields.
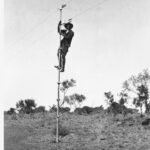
[
  {"xmin": 49, "ymin": 105, "xmax": 57, "ymax": 112},
  {"xmin": 34, "ymin": 106, "xmax": 45, "ymax": 113},
  {"xmin": 82, "ymin": 106, "xmax": 93, "ymax": 114},
  {"xmin": 6, "ymin": 108, "xmax": 16, "ymax": 115},
  {"xmin": 53, "ymin": 125, "xmax": 69, "ymax": 137},
  {"xmin": 16, "ymin": 99, "xmax": 36, "ymax": 114},
  {"xmin": 74, "ymin": 108, "xmax": 82, "ymax": 115},
  {"xmin": 142, "ymin": 118, "xmax": 150, "ymax": 126},
  {"xmin": 50, "ymin": 106, "xmax": 70, "ymax": 113},
  {"xmin": 107, "ymin": 102, "xmax": 127, "ymax": 116},
  {"xmin": 74, "ymin": 106, "xmax": 94, "ymax": 115},
  {"xmin": 92, "ymin": 106, "xmax": 104, "ymax": 113},
  {"xmin": 59, "ymin": 107, "xmax": 70, "ymax": 113}
]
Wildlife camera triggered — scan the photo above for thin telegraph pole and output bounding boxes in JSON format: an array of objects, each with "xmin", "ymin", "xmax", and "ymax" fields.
[{"xmin": 56, "ymin": 4, "xmax": 66, "ymax": 143}]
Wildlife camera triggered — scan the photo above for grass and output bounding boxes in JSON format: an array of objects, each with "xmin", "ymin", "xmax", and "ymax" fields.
[{"xmin": 4, "ymin": 112, "xmax": 150, "ymax": 150}]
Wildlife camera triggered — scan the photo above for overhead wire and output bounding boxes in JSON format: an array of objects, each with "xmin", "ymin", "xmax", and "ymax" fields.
[
  {"xmin": 6, "ymin": 0, "xmax": 74, "ymax": 49},
  {"xmin": 20, "ymin": 0, "xmax": 74, "ymax": 47},
  {"xmin": 29, "ymin": 0, "xmax": 107, "ymax": 47},
  {"xmin": 22, "ymin": 0, "xmax": 107, "ymax": 48},
  {"xmin": 7, "ymin": 0, "xmax": 108, "ymax": 49},
  {"xmin": 6, "ymin": 7, "xmax": 58, "ymax": 49},
  {"xmin": 71, "ymin": 0, "xmax": 108, "ymax": 20}
]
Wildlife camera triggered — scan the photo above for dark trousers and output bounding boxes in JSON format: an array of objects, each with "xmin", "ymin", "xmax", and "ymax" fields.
[{"xmin": 57, "ymin": 46, "xmax": 68, "ymax": 70}]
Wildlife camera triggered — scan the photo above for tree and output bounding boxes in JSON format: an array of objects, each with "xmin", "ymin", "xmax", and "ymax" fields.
[
  {"xmin": 60, "ymin": 79, "xmax": 76, "ymax": 106},
  {"xmin": 123, "ymin": 69, "xmax": 150, "ymax": 113},
  {"xmin": 104, "ymin": 91, "xmax": 114, "ymax": 106},
  {"xmin": 118, "ymin": 90, "xmax": 129, "ymax": 106},
  {"xmin": 133, "ymin": 84, "xmax": 149, "ymax": 115},
  {"xmin": 71, "ymin": 93, "xmax": 86, "ymax": 108},
  {"xmin": 63, "ymin": 96, "xmax": 74, "ymax": 109},
  {"xmin": 7, "ymin": 108, "xmax": 16, "ymax": 115},
  {"xmin": 104, "ymin": 91, "xmax": 128, "ymax": 117},
  {"xmin": 24, "ymin": 99, "xmax": 36, "ymax": 114},
  {"xmin": 16, "ymin": 99, "xmax": 36, "ymax": 114},
  {"xmin": 63, "ymin": 93, "xmax": 86, "ymax": 109},
  {"xmin": 16, "ymin": 100, "xmax": 25, "ymax": 113}
]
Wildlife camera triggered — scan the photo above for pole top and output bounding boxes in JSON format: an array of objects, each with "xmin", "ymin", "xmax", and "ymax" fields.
[
  {"xmin": 61, "ymin": 4, "xmax": 67, "ymax": 9},
  {"xmin": 59, "ymin": 4, "xmax": 66, "ymax": 10}
]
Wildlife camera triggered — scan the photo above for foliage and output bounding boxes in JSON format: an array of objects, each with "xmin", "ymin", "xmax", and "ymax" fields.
[
  {"xmin": 107, "ymin": 102, "xmax": 128, "ymax": 117},
  {"xmin": 123, "ymin": 69, "xmax": 150, "ymax": 113},
  {"xmin": 59, "ymin": 107, "xmax": 70, "ymax": 113},
  {"xmin": 49, "ymin": 105, "xmax": 57, "ymax": 112},
  {"xmin": 133, "ymin": 84, "xmax": 149, "ymax": 115},
  {"xmin": 16, "ymin": 99, "xmax": 36, "ymax": 114},
  {"xmin": 74, "ymin": 106, "xmax": 104, "ymax": 115},
  {"xmin": 49, "ymin": 105, "xmax": 70, "ymax": 113},
  {"xmin": 34, "ymin": 106, "xmax": 45, "ymax": 113},
  {"xmin": 64, "ymin": 93, "xmax": 86, "ymax": 108},
  {"xmin": 6, "ymin": 108, "xmax": 16, "ymax": 115},
  {"xmin": 104, "ymin": 91, "xmax": 114, "ymax": 106},
  {"xmin": 118, "ymin": 90, "xmax": 129, "ymax": 106},
  {"xmin": 53, "ymin": 125, "xmax": 69, "ymax": 137},
  {"xmin": 60, "ymin": 79, "xmax": 76, "ymax": 106},
  {"xmin": 92, "ymin": 105, "xmax": 104, "ymax": 113},
  {"xmin": 60, "ymin": 79, "xmax": 76, "ymax": 92},
  {"xmin": 74, "ymin": 106, "xmax": 92, "ymax": 115}
]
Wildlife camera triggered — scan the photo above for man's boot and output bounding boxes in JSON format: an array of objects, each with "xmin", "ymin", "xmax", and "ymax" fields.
[
  {"xmin": 60, "ymin": 68, "xmax": 64, "ymax": 72},
  {"xmin": 54, "ymin": 66, "xmax": 60, "ymax": 70}
]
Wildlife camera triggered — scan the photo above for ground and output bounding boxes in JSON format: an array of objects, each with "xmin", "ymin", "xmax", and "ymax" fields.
[{"xmin": 4, "ymin": 112, "xmax": 150, "ymax": 150}]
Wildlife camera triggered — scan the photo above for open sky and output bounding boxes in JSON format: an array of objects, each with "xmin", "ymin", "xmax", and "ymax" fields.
[{"xmin": 3, "ymin": 0, "xmax": 150, "ymax": 110}]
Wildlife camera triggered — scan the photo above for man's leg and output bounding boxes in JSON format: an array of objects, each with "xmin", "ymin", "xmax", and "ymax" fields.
[
  {"xmin": 60, "ymin": 49, "xmax": 68, "ymax": 72},
  {"xmin": 55, "ymin": 48, "xmax": 62, "ymax": 70}
]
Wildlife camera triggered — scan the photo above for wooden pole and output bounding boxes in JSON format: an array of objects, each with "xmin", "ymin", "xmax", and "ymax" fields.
[{"xmin": 56, "ymin": 6, "xmax": 63, "ymax": 143}]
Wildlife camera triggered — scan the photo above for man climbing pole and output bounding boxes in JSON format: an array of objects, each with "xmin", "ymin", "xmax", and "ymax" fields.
[{"xmin": 55, "ymin": 20, "xmax": 74, "ymax": 72}]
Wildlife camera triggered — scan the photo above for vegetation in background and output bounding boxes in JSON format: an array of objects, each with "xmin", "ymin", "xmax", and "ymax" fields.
[
  {"xmin": 5, "ymin": 69, "xmax": 150, "ymax": 118},
  {"xmin": 16, "ymin": 99, "xmax": 36, "ymax": 114},
  {"xmin": 60, "ymin": 79, "xmax": 76, "ymax": 106},
  {"xmin": 64, "ymin": 93, "xmax": 86, "ymax": 109},
  {"xmin": 123, "ymin": 69, "xmax": 150, "ymax": 113}
]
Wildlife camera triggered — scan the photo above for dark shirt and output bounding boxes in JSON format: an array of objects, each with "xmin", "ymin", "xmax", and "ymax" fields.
[
  {"xmin": 61, "ymin": 30, "xmax": 74, "ymax": 47},
  {"xmin": 58, "ymin": 23, "xmax": 74, "ymax": 47}
]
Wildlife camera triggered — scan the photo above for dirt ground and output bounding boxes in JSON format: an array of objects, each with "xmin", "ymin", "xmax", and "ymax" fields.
[{"xmin": 4, "ymin": 112, "xmax": 150, "ymax": 150}]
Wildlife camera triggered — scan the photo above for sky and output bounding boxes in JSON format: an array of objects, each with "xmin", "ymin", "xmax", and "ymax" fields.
[{"xmin": 2, "ymin": 0, "xmax": 150, "ymax": 110}]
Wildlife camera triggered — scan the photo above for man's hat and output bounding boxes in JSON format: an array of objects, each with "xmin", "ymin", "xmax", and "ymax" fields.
[{"xmin": 64, "ymin": 22, "xmax": 73, "ymax": 29}]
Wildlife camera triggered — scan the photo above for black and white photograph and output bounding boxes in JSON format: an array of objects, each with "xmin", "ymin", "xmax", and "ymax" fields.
[{"xmin": 3, "ymin": 0, "xmax": 150, "ymax": 149}]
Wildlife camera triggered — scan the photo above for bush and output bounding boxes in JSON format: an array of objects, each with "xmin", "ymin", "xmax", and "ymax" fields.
[
  {"xmin": 50, "ymin": 106, "xmax": 70, "ymax": 113},
  {"xmin": 92, "ymin": 106, "xmax": 104, "ymax": 113},
  {"xmin": 106, "ymin": 102, "xmax": 127, "ymax": 116},
  {"xmin": 49, "ymin": 105, "xmax": 57, "ymax": 112},
  {"xmin": 6, "ymin": 108, "xmax": 16, "ymax": 115},
  {"xmin": 53, "ymin": 125, "xmax": 69, "ymax": 137},
  {"xmin": 74, "ymin": 106, "xmax": 94, "ymax": 115},
  {"xmin": 16, "ymin": 99, "xmax": 36, "ymax": 114},
  {"xmin": 74, "ymin": 108, "xmax": 82, "ymax": 115},
  {"xmin": 34, "ymin": 106, "xmax": 45, "ymax": 113},
  {"xmin": 59, "ymin": 107, "xmax": 70, "ymax": 113}
]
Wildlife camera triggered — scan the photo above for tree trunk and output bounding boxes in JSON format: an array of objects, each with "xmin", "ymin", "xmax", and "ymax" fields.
[
  {"xmin": 140, "ymin": 105, "xmax": 143, "ymax": 116},
  {"xmin": 145, "ymin": 100, "xmax": 149, "ymax": 113}
]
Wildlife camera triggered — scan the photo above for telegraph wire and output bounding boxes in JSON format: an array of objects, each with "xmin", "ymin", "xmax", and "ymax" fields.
[
  {"xmin": 6, "ymin": 0, "xmax": 108, "ymax": 49},
  {"xmin": 6, "ymin": 8, "xmax": 58, "ymax": 49},
  {"xmin": 71, "ymin": 0, "xmax": 108, "ymax": 20},
  {"xmin": 6, "ymin": 0, "xmax": 74, "ymax": 49}
]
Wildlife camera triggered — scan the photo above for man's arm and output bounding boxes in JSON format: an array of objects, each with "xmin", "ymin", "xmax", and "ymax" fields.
[{"xmin": 57, "ymin": 21, "xmax": 61, "ymax": 34}]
